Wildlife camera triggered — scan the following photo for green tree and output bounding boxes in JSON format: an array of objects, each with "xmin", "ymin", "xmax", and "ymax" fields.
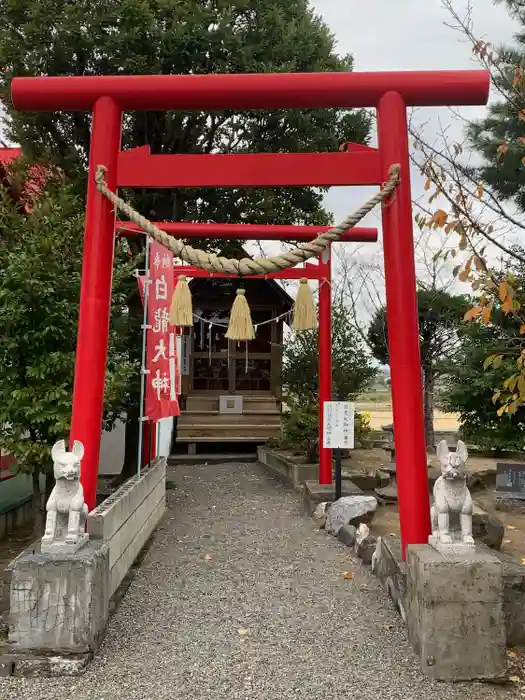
[
  {"xmin": 281, "ymin": 299, "xmax": 376, "ymax": 460},
  {"xmin": 282, "ymin": 299, "xmax": 376, "ymax": 404},
  {"xmin": 0, "ymin": 165, "xmax": 137, "ymax": 529},
  {"xmin": 0, "ymin": 0, "xmax": 370, "ymax": 476},
  {"xmin": 439, "ymin": 296, "xmax": 525, "ymax": 452},
  {"xmin": 367, "ymin": 288, "xmax": 468, "ymax": 449},
  {"xmin": 0, "ymin": 0, "xmax": 370, "ymax": 225}
]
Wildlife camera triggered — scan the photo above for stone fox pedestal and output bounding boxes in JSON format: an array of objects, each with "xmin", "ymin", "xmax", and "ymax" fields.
[
  {"xmin": 406, "ymin": 544, "xmax": 506, "ymax": 682},
  {"xmin": 5, "ymin": 541, "xmax": 109, "ymax": 676}
]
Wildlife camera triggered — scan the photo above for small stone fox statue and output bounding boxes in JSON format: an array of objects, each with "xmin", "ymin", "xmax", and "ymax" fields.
[
  {"xmin": 430, "ymin": 440, "xmax": 474, "ymax": 547},
  {"xmin": 41, "ymin": 439, "xmax": 88, "ymax": 548}
]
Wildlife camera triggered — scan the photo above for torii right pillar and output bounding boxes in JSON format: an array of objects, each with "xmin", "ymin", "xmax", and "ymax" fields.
[{"xmin": 377, "ymin": 91, "xmax": 430, "ymax": 555}]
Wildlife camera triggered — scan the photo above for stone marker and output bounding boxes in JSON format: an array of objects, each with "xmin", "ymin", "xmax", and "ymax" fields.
[{"xmin": 325, "ymin": 495, "xmax": 377, "ymax": 535}]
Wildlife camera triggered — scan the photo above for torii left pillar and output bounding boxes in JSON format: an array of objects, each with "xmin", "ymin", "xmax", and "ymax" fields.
[{"xmin": 70, "ymin": 97, "xmax": 122, "ymax": 510}]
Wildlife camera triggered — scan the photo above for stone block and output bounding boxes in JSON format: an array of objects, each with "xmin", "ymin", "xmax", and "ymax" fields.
[
  {"xmin": 337, "ymin": 524, "xmax": 356, "ymax": 547},
  {"xmin": 302, "ymin": 480, "xmax": 362, "ymax": 517},
  {"xmin": 7, "ymin": 540, "xmax": 109, "ymax": 656},
  {"xmin": 341, "ymin": 471, "xmax": 389, "ymax": 491},
  {"xmin": 257, "ymin": 448, "xmax": 318, "ymax": 490},
  {"xmin": 88, "ymin": 457, "xmax": 165, "ymax": 541},
  {"xmin": 325, "ymin": 495, "xmax": 377, "ymax": 535},
  {"xmin": 0, "ymin": 658, "xmax": 14, "ymax": 677},
  {"xmin": 371, "ymin": 536, "xmax": 407, "ymax": 622},
  {"xmin": 489, "ymin": 545, "xmax": 525, "ymax": 647},
  {"xmin": 87, "ymin": 457, "xmax": 166, "ymax": 598},
  {"xmin": 354, "ymin": 523, "xmax": 376, "ymax": 565},
  {"xmin": 472, "ymin": 504, "xmax": 504, "ymax": 550},
  {"xmin": 11, "ymin": 654, "xmax": 91, "ymax": 677},
  {"xmin": 406, "ymin": 544, "xmax": 506, "ymax": 681}
]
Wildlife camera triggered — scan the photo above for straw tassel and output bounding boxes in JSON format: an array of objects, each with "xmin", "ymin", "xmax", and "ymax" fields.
[
  {"xmin": 225, "ymin": 288, "xmax": 255, "ymax": 341},
  {"xmin": 169, "ymin": 275, "xmax": 193, "ymax": 327},
  {"xmin": 292, "ymin": 278, "xmax": 317, "ymax": 331}
]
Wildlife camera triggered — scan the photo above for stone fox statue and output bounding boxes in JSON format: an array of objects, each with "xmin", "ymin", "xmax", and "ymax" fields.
[
  {"xmin": 42, "ymin": 440, "xmax": 88, "ymax": 546},
  {"xmin": 431, "ymin": 440, "xmax": 474, "ymax": 546}
]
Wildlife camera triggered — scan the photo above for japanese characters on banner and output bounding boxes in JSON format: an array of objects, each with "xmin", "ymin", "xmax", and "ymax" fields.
[
  {"xmin": 322, "ymin": 401, "xmax": 355, "ymax": 450},
  {"xmin": 139, "ymin": 242, "xmax": 181, "ymax": 421}
]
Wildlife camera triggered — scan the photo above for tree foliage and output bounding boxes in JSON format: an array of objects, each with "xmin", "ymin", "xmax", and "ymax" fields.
[
  {"xmin": 282, "ymin": 298, "xmax": 376, "ymax": 405},
  {"xmin": 439, "ymin": 276, "xmax": 525, "ymax": 450},
  {"xmin": 411, "ymin": 0, "xmax": 525, "ymax": 420},
  {"xmin": 367, "ymin": 288, "xmax": 468, "ymax": 447},
  {"xmin": 0, "ymin": 165, "xmax": 137, "ymax": 478},
  {"xmin": 0, "ymin": 0, "xmax": 370, "ymax": 229},
  {"xmin": 281, "ymin": 299, "xmax": 375, "ymax": 462},
  {"xmin": 0, "ymin": 0, "xmax": 371, "ymax": 476}
]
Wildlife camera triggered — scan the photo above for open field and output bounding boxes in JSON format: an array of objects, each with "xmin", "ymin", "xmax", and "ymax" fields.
[{"xmin": 357, "ymin": 392, "xmax": 459, "ymax": 432}]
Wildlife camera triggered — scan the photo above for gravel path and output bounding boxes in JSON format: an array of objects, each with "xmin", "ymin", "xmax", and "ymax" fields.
[{"xmin": 0, "ymin": 462, "xmax": 517, "ymax": 699}]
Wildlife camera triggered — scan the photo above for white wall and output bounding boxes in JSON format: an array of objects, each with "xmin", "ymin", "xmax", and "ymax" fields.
[
  {"xmin": 157, "ymin": 418, "xmax": 173, "ymax": 458},
  {"xmin": 98, "ymin": 419, "xmax": 126, "ymax": 476}
]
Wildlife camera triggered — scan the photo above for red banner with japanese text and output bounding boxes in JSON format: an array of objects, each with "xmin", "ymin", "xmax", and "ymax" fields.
[{"xmin": 137, "ymin": 241, "xmax": 180, "ymax": 421}]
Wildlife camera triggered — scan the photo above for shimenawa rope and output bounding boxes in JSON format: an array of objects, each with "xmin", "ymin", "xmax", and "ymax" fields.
[{"xmin": 95, "ymin": 163, "xmax": 400, "ymax": 276}]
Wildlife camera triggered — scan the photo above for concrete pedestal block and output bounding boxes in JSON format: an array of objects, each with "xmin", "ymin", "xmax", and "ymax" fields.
[
  {"xmin": 6, "ymin": 540, "xmax": 109, "ymax": 660},
  {"xmin": 406, "ymin": 544, "xmax": 506, "ymax": 682}
]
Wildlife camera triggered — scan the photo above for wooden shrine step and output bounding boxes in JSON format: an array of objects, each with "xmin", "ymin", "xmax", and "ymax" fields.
[
  {"xmin": 179, "ymin": 411, "xmax": 281, "ymax": 425},
  {"xmin": 176, "ymin": 423, "xmax": 281, "ymax": 440}
]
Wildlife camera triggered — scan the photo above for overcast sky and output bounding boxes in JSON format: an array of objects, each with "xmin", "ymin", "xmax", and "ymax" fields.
[
  {"xmin": 291, "ymin": 0, "xmax": 519, "ymax": 314},
  {"xmin": 313, "ymin": 0, "xmax": 517, "ymax": 219}
]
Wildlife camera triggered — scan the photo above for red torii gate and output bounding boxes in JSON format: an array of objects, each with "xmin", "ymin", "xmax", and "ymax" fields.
[{"xmin": 11, "ymin": 70, "xmax": 489, "ymax": 554}]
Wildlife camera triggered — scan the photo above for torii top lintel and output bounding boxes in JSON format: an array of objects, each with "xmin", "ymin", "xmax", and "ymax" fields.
[{"xmin": 11, "ymin": 70, "xmax": 489, "ymax": 112}]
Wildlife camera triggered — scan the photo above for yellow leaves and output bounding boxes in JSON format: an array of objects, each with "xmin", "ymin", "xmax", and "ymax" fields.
[
  {"xmin": 476, "ymin": 182, "xmax": 484, "ymax": 199},
  {"xmin": 237, "ymin": 628, "xmax": 249, "ymax": 636},
  {"xmin": 509, "ymin": 675, "xmax": 521, "ymax": 683},
  {"xmin": 341, "ymin": 571, "xmax": 355, "ymax": 580},
  {"xmin": 424, "ymin": 178, "xmax": 431, "ymax": 191},
  {"xmin": 463, "ymin": 307, "xmax": 483, "ymax": 321},
  {"xmin": 458, "ymin": 269, "xmax": 470, "ymax": 282},
  {"xmin": 497, "ymin": 404, "xmax": 507, "ymax": 417},
  {"xmin": 521, "ymin": 155, "xmax": 525, "ymax": 167},
  {"xmin": 503, "ymin": 374, "xmax": 519, "ymax": 392},
  {"xmin": 473, "ymin": 256, "xmax": 485, "ymax": 272},
  {"xmin": 519, "ymin": 374, "xmax": 525, "ymax": 397},
  {"xmin": 464, "ymin": 298, "xmax": 491, "ymax": 324},
  {"xmin": 520, "ymin": 324, "xmax": 525, "ymax": 335},
  {"xmin": 484, "ymin": 354, "xmax": 504, "ymax": 370},
  {"xmin": 499, "ymin": 280, "xmax": 515, "ymax": 314},
  {"xmin": 430, "ymin": 209, "xmax": 447, "ymax": 228}
]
